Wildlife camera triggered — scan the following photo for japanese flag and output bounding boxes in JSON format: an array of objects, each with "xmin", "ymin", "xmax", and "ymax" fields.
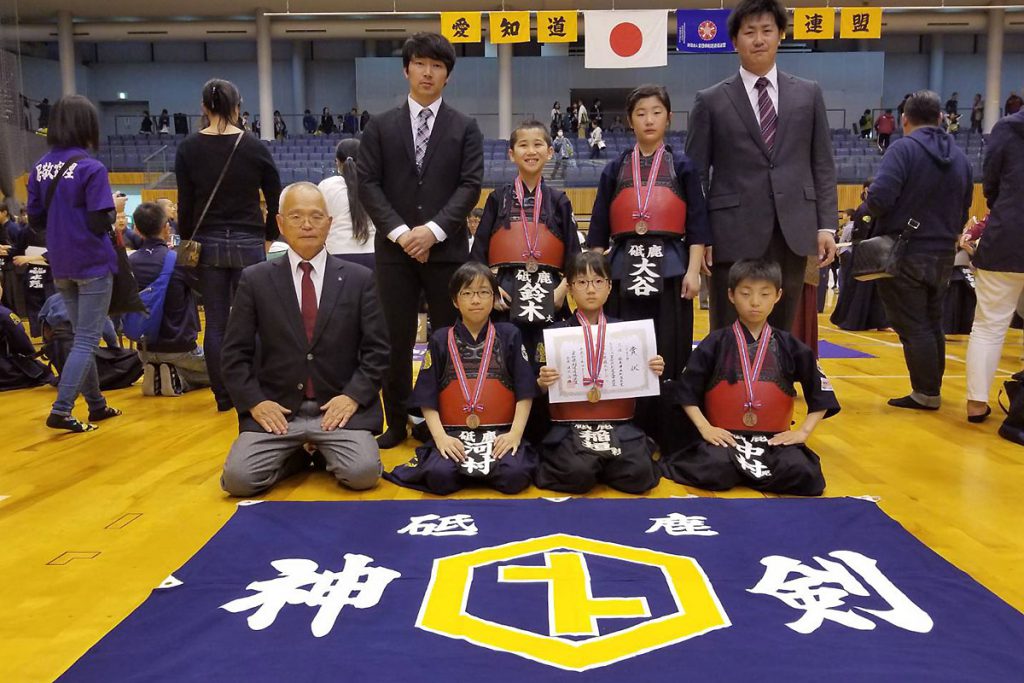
[{"xmin": 584, "ymin": 11, "xmax": 667, "ymax": 69}]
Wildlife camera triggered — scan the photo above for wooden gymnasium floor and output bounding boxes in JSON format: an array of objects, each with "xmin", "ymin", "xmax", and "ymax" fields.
[{"xmin": 1, "ymin": 298, "xmax": 1023, "ymax": 682}]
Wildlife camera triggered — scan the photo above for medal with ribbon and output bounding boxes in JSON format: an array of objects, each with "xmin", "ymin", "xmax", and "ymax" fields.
[
  {"xmin": 630, "ymin": 143, "xmax": 665, "ymax": 236},
  {"xmin": 732, "ymin": 320, "xmax": 773, "ymax": 428},
  {"xmin": 576, "ymin": 310, "xmax": 607, "ymax": 403},
  {"xmin": 514, "ymin": 176, "xmax": 544, "ymax": 273},
  {"xmin": 447, "ymin": 322, "xmax": 497, "ymax": 429}
]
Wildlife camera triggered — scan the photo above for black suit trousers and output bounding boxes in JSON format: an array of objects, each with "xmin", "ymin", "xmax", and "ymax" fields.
[
  {"xmin": 709, "ymin": 224, "xmax": 807, "ymax": 332},
  {"xmin": 377, "ymin": 258, "xmax": 461, "ymax": 428}
]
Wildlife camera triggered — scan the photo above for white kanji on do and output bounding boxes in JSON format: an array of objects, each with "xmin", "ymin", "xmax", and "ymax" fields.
[
  {"xmin": 220, "ymin": 554, "xmax": 401, "ymax": 638},
  {"xmin": 748, "ymin": 550, "xmax": 934, "ymax": 634},
  {"xmin": 397, "ymin": 513, "xmax": 479, "ymax": 537},
  {"xmin": 645, "ymin": 513, "xmax": 718, "ymax": 536}
]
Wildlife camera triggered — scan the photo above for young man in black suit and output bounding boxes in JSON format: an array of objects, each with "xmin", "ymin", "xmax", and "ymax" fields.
[
  {"xmin": 357, "ymin": 32, "xmax": 484, "ymax": 449},
  {"xmin": 219, "ymin": 182, "xmax": 390, "ymax": 496},
  {"xmin": 685, "ymin": 0, "xmax": 838, "ymax": 332}
]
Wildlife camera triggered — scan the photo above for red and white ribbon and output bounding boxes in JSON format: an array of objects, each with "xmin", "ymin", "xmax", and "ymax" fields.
[
  {"xmin": 447, "ymin": 322, "xmax": 497, "ymax": 415},
  {"xmin": 732, "ymin": 320, "xmax": 773, "ymax": 413},
  {"xmin": 630, "ymin": 143, "xmax": 666, "ymax": 222},
  {"xmin": 576, "ymin": 310, "xmax": 607, "ymax": 389}
]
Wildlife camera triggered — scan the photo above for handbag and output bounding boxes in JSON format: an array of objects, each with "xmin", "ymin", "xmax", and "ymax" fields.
[
  {"xmin": 107, "ymin": 229, "xmax": 146, "ymax": 315},
  {"xmin": 175, "ymin": 131, "xmax": 244, "ymax": 268},
  {"xmin": 851, "ymin": 218, "xmax": 919, "ymax": 281}
]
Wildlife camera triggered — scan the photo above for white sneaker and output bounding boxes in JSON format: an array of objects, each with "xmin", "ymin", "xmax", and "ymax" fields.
[{"xmin": 142, "ymin": 363, "xmax": 160, "ymax": 396}]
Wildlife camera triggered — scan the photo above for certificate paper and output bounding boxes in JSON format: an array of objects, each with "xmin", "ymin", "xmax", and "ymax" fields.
[{"xmin": 543, "ymin": 319, "xmax": 660, "ymax": 404}]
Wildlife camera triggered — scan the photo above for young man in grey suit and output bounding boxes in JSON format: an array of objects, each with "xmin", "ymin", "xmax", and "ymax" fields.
[
  {"xmin": 358, "ymin": 32, "xmax": 484, "ymax": 449},
  {"xmin": 686, "ymin": 0, "xmax": 838, "ymax": 331},
  {"xmin": 220, "ymin": 183, "xmax": 390, "ymax": 496}
]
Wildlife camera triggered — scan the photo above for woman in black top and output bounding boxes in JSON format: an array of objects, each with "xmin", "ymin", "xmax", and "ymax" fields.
[{"xmin": 174, "ymin": 78, "xmax": 281, "ymax": 411}]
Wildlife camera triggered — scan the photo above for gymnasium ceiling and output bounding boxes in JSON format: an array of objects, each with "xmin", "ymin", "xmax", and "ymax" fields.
[{"xmin": 5, "ymin": 0, "xmax": 1024, "ymax": 23}]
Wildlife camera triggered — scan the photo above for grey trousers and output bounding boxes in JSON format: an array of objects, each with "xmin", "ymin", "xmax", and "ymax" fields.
[
  {"xmin": 140, "ymin": 346, "xmax": 210, "ymax": 393},
  {"xmin": 221, "ymin": 400, "xmax": 382, "ymax": 496}
]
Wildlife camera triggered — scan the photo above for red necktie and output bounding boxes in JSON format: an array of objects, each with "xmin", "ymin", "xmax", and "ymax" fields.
[
  {"xmin": 299, "ymin": 261, "xmax": 317, "ymax": 399},
  {"xmin": 755, "ymin": 77, "xmax": 777, "ymax": 155}
]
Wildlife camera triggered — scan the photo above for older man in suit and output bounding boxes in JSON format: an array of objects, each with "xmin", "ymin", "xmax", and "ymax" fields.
[
  {"xmin": 358, "ymin": 32, "xmax": 484, "ymax": 449},
  {"xmin": 686, "ymin": 0, "xmax": 838, "ymax": 331},
  {"xmin": 220, "ymin": 182, "xmax": 390, "ymax": 497}
]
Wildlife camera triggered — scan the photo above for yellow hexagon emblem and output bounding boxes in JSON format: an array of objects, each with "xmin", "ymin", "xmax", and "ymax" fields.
[{"xmin": 416, "ymin": 533, "xmax": 731, "ymax": 671}]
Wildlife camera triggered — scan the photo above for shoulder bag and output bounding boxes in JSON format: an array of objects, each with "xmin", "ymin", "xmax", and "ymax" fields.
[{"xmin": 176, "ymin": 131, "xmax": 244, "ymax": 268}]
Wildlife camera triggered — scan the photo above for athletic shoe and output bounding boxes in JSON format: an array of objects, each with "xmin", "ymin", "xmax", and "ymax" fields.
[{"xmin": 159, "ymin": 363, "xmax": 183, "ymax": 396}]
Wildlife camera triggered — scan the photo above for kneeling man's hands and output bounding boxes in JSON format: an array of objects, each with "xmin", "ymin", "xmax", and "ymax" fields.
[
  {"xmin": 321, "ymin": 395, "xmax": 358, "ymax": 431},
  {"xmin": 252, "ymin": 400, "xmax": 292, "ymax": 435},
  {"xmin": 436, "ymin": 434, "xmax": 466, "ymax": 462}
]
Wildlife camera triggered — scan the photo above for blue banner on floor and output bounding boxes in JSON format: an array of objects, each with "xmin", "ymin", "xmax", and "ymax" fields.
[{"xmin": 59, "ymin": 498, "xmax": 1024, "ymax": 681}]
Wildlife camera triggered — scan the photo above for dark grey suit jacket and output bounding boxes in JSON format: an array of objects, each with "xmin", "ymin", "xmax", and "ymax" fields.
[
  {"xmin": 357, "ymin": 100, "xmax": 483, "ymax": 265},
  {"xmin": 221, "ymin": 254, "xmax": 390, "ymax": 434},
  {"xmin": 686, "ymin": 70, "xmax": 838, "ymax": 263}
]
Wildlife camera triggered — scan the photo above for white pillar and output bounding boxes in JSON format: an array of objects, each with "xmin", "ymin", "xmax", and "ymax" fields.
[
  {"xmin": 984, "ymin": 9, "xmax": 1004, "ymax": 133},
  {"xmin": 928, "ymin": 34, "xmax": 944, "ymax": 98},
  {"xmin": 256, "ymin": 8, "xmax": 274, "ymax": 142},
  {"xmin": 57, "ymin": 10, "xmax": 76, "ymax": 96},
  {"xmin": 498, "ymin": 43, "xmax": 512, "ymax": 139},
  {"xmin": 291, "ymin": 40, "xmax": 306, "ymax": 119}
]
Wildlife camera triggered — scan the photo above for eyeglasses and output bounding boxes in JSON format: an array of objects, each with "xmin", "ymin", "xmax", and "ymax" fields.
[
  {"xmin": 284, "ymin": 212, "xmax": 329, "ymax": 226},
  {"xmin": 572, "ymin": 278, "xmax": 610, "ymax": 289},
  {"xmin": 458, "ymin": 290, "xmax": 494, "ymax": 301}
]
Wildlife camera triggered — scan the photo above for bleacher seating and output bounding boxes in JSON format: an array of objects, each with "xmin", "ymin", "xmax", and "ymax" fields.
[{"xmin": 102, "ymin": 128, "xmax": 988, "ymax": 188}]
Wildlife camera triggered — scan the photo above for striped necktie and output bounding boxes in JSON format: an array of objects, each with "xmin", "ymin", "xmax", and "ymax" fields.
[{"xmin": 755, "ymin": 77, "xmax": 777, "ymax": 155}]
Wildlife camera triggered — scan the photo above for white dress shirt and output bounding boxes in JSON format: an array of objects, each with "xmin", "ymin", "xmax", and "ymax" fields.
[
  {"xmin": 318, "ymin": 175, "xmax": 376, "ymax": 255},
  {"xmin": 286, "ymin": 247, "xmax": 328, "ymax": 307},
  {"xmin": 386, "ymin": 95, "xmax": 447, "ymax": 246},
  {"xmin": 739, "ymin": 64, "xmax": 779, "ymax": 125}
]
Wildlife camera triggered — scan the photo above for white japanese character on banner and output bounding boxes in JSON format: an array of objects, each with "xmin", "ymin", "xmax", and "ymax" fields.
[
  {"xmin": 219, "ymin": 554, "xmax": 401, "ymax": 638},
  {"xmin": 576, "ymin": 423, "xmax": 622, "ymax": 456},
  {"xmin": 627, "ymin": 258, "xmax": 658, "ymax": 297},
  {"xmin": 645, "ymin": 513, "xmax": 718, "ymax": 536},
  {"xmin": 397, "ymin": 513, "xmax": 479, "ymax": 536},
  {"xmin": 646, "ymin": 244, "xmax": 664, "ymax": 258},
  {"xmin": 28, "ymin": 267, "xmax": 46, "ymax": 290},
  {"xmin": 628, "ymin": 244, "xmax": 645, "ymax": 257},
  {"xmin": 748, "ymin": 550, "xmax": 934, "ymax": 635},
  {"xmin": 733, "ymin": 436, "xmax": 772, "ymax": 480}
]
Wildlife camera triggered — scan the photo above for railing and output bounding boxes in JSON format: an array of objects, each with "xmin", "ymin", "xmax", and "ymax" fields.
[{"xmin": 142, "ymin": 145, "xmax": 170, "ymax": 187}]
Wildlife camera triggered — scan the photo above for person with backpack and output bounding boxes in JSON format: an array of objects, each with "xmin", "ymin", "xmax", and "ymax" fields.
[{"xmin": 127, "ymin": 202, "xmax": 208, "ymax": 396}]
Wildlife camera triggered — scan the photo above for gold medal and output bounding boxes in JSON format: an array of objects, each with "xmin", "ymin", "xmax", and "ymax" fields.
[
  {"xmin": 587, "ymin": 386, "xmax": 601, "ymax": 403},
  {"xmin": 525, "ymin": 258, "xmax": 539, "ymax": 274},
  {"xmin": 635, "ymin": 220, "xmax": 649, "ymax": 235},
  {"xmin": 466, "ymin": 413, "xmax": 481, "ymax": 429},
  {"xmin": 742, "ymin": 411, "xmax": 758, "ymax": 427}
]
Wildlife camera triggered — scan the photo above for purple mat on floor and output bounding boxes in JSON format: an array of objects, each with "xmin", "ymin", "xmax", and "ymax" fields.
[{"xmin": 817, "ymin": 340, "xmax": 876, "ymax": 359}]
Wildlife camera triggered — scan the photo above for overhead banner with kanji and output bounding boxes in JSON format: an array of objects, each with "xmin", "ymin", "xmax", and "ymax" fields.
[
  {"xmin": 58, "ymin": 499, "xmax": 1024, "ymax": 681},
  {"xmin": 441, "ymin": 11, "xmax": 482, "ymax": 43},
  {"xmin": 840, "ymin": 7, "xmax": 883, "ymax": 39},
  {"xmin": 793, "ymin": 8, "xmax": 836, "ymax": 40},
  {"xmin": 537, "ymin": 11, "xmax": 578, "ymax": 43},
  {"xmin": 676, "ymin": 9, "xmax": 733, "ymax": 53},
  {"xmin": 489, "ymin": 12, "xmax": 531, "ymax": 44}
]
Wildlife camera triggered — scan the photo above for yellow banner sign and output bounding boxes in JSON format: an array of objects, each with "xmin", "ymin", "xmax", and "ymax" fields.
[
  {"xmin": 537, "ymin": 11, "xmax": 578, "ymax": 43},
  {"xmin": 840, "ymin": 7, "xmax": 882, "ymax": 39},
  {"xmin": 489, "ymin": 12, "xmax": 531, "ymax": 44},
  {"xmin": 793, "ymin": 8, "xmax": 835, "ymax": 40},
  {"xmin": 441, "ymin": 11, "xmax": 482, "ymax": 43}
]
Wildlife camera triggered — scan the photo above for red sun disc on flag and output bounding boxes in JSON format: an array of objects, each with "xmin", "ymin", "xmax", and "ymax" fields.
[
  {"xmin": 698, "ymin": 20, "xmax": 718, "ymax": 41},
  {"xmin": 609, "ymin": 22, "xmax": 643, "ymax": 57}
]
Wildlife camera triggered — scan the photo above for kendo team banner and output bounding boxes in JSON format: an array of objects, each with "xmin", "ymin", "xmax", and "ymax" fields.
[
  {"xmin": 58, "ymin": 498, "xmax": 1024, "ymax": 681},
  {"xmin": 676, "ymin": 9, "xmax": 734, "ymax": 53}
]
